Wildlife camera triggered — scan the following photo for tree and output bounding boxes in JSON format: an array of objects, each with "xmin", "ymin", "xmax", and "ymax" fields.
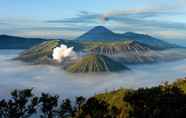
[
  {"xmin": 0, "ymin": 89, "xmax": 39, "ymax": 118},
  {"xmin": 39, "ymin": 93, "xmax": 59, "ymax": 118}
]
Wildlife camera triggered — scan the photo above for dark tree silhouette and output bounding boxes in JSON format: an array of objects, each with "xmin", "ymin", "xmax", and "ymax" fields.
[
  {"xmin": 39, "ymin": 93, "xmax": 59, "ymax": 118},
  {"xmin": 58, "ymin": 99, "xmax": 73, "ymax": 118},
  {"xmin": 0, "ymin": 89, "xmax": 39, "ymax": 118},
  {"xmin": 0, "ymin": 89, "xmax": 118, "ymax": 118},
  {"xmin": 124, "ymin": 85, "xmax": 186, "ymax": 118}
]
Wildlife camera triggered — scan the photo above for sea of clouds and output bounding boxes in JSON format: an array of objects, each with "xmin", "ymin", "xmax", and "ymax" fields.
[{"xmin": 0, "ymin": 49, "xmax": 186, "ymax": 99}]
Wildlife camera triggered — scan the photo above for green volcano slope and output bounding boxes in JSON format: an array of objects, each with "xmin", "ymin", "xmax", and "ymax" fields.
[
  {"xmin": 15, "ymin": 40, "xmax": 61, "ymax": 64},
  {"xmin": 66, "ymin": 54, "xmax": 129, "ymax": 73}
]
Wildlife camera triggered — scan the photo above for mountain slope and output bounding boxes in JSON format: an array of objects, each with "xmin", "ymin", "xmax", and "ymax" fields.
[
  {"xmin": 90, "ymin": 40, "xmax": 151, "ymax": 55},
  {"xmin": 15, "ymin": 40, "xmax": 61, "ymax": 64},
  {"xmin": 15, "ymin": 39, "xmax": 83, "ymax": 64},
  {"xmin": 85, "ymin": 40, "xmax": 159, "ymax": 64},
  {"xmin": 66, "ymin": 54, "xmax": 129, "ymax": 73},
  {"xmin": 0, "ymin": 35, "xmax": 47, "ymax": 49}
]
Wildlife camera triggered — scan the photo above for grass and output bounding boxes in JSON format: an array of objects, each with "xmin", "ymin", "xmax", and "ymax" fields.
[{"xmin": 95, "ymin": 89, "xmax": 132, "ymax": 118}]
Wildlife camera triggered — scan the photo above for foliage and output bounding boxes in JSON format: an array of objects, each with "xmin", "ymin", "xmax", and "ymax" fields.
[
  {"xmin": 0, "ymin": 89, "xmax": 119, "ymax": 118},
  {"xmin": 0, "ymin": 89, "xmax": 39, "ymax": 118},
  {"xmin": 124, "ymin": 85, "xmax": 186, "ymax": 118},
  {"xmin": 96, "ymin": 78, "xmax": 186, "ymax": 118}
]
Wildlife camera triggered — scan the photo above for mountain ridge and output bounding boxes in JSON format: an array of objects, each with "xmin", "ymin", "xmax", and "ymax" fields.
[
  {"xmin": 0, "ymin": 34, "xmax": 48, "ymax": 49},
  {"xmin": 75, "ymin": 26, "xmax": 179, "ymax": 50}
]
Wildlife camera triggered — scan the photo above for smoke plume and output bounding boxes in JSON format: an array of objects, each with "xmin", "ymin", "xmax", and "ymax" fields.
[{"xmin": 52, "ymin": 44, "xmax": 76, "ymax": 63}]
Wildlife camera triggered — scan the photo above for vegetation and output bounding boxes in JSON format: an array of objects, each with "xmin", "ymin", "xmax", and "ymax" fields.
[
  {"xmin": 66, "ymin": 54, "xmax": 129, "ymax": 73},
  {"xmin": 1, "ymin": 78, "xmax": 186, "ymax": 118},
  {"xmin": 0, "ymin": 89, "xmax": 119, "ymax": 118},
  {"xmin": 96, "ymin": 78, "xmax": 186, "ymax": 118}
]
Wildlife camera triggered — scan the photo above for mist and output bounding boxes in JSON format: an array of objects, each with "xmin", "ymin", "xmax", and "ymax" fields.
[{"xmin": 0, "ymin": 50, "xmax": 186, "ymax": 99}]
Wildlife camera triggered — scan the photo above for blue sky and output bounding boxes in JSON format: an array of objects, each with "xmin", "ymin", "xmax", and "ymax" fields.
[{"xmin": 0, "ymin": 0, "xmax": 186, "ymax": 42}]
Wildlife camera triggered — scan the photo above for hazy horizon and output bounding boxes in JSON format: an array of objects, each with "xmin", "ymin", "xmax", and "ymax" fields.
[{"xmin": 0, "ymin": 0, "xmax": 186, "ymax": 42}]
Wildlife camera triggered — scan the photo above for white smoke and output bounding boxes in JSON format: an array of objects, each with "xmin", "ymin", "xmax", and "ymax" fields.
[{"xmin": 52, "ymin": 44, "xmax": 76, "ymax": 63}]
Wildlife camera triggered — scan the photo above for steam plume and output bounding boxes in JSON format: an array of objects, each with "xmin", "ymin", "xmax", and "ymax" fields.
[{"xmin": 52, "ymin": 44, "xmax": 76, "ymax": 63}]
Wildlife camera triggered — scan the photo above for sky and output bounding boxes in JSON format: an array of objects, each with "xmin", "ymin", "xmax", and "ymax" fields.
[{"xmin": 0, "ymin": 0, "xmax": 186, "ymax": 42}]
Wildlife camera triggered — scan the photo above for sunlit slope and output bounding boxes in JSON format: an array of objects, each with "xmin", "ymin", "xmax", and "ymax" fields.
[
  {"xmin": 15, "ymin": 39, "xmax": 83, "ymax": 64},
  {"xmin": 15, "ymin": 40, "xmax": 60, "ymax": 64},
  {"xmin": 95, "ymin": 78, "xmax": 186, "ymax": 118},
  {"xmin": 66, "ymin": 54, "xmax": 129, "ymax": 73}
]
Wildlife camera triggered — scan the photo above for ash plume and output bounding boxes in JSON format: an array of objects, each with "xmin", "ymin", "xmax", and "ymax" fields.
[{"xmin": 52, "ymin": 44, "xmax": 76, "ymax": 63}]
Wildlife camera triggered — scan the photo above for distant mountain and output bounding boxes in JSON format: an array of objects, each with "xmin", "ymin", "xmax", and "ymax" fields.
[
  {"xmin": 0, "ymin": 35, "xmax": 47, "ymax": 49},
  {"xmin": 66, "ymin": 54, "xmax": 129, "ymax": 73},
  {"xmin": 76, "ymin": 26, "xmax": 118, "ymax": 41},
  {"xmin": 120, "ymin": 32, "xmax": 179, "ymax": 50},
  {"xmin": 75, "ymin": 26, "xmax": 179, "ymax": 50}
]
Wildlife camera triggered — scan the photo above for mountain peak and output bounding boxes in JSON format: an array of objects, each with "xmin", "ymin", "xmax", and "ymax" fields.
[
  {"xmin": 88, "ymin": 26, "xmax": 113, "ymax": 34},
  {"xmin": 75, "ymin": 26, "xmax": 117, "ymax": 41}
]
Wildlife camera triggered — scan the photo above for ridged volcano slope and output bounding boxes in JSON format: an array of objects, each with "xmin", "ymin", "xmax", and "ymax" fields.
[
  {"xmin": 66, "ymin": 54, "xmax": 129, "ymax": 73},
  {"xmin": 88, "ymin": 40, "xmax": 161, "ymax": 64},
  {"xmin": 90, "ymin": 40, "xmax": 150, "ymax": 55}
]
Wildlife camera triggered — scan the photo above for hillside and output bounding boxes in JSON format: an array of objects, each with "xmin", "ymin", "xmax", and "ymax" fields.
[
  {"xmin": 66, "ymin": 54, "xmax": 129, "ymax": 73},
  {"xmin": 15, "ymin": 40, "xmax": 61, "ymax": 64},
  {"xmin": 0, "ymin": 35, "xmax": 47, "ymax": 49},
  {"xmin": 95, "ymin": 78, "xmax": 186, "ymax": 118},
  {"xmin": 15, "ymin": 39, "xmax": 83, "ymax": 64}
]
